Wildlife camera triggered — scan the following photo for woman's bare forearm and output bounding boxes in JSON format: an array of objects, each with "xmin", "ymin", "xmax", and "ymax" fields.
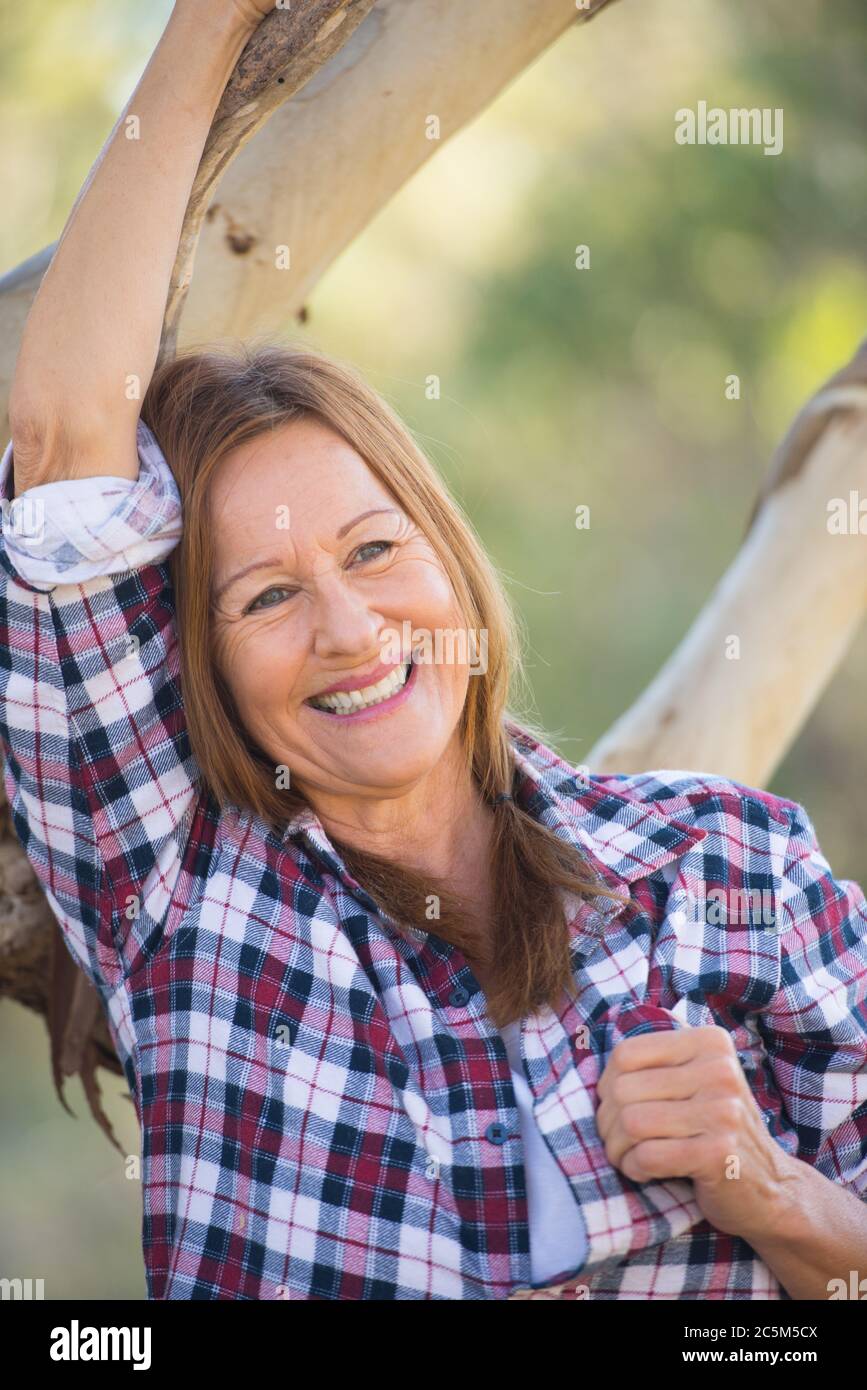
[
  {"xmin": 9, "ymin": 2, "xmax": 257, "ymax": 489},
  {"xmin": 744, "ymin": 1154, "xmax": 867, "ymax": 1300}
]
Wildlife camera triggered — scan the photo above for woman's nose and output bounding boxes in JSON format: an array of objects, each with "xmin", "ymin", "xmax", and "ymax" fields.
[{"xmin": 310, "ymin": 571, "xmax": 383, "ymax": 660}]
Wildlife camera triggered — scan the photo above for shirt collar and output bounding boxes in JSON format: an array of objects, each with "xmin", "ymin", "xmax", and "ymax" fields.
[
  {"xmin": 505, "ymin": 726, "xmax": 707, "ymax": 893},
  {"xmin": 278, "ymin": 723, "xmax": 706, "ymax": 944}
]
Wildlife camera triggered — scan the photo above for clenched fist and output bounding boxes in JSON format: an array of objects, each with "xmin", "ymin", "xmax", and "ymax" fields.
[{"xmin": 595, "ymin": 1024, "xmax": 800, "ymax": 1242}]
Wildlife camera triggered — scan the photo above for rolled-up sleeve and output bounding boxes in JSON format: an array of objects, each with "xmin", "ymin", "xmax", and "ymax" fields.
[
  {"xmin": 0, "ymin": 420, "xmax": 200, "ymax": 991},
  {"xmin": 760, "ymin": 800, "xmax": 867, "ymax": 1197},
  {"xmin": 0, "ymin": 420, "xmax": 183, "ymax": 589}
]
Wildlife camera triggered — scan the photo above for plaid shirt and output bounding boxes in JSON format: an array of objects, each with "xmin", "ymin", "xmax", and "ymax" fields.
[{"xmin": 1, "ymin": 422, "xmax": 866, "ymax": 1301}]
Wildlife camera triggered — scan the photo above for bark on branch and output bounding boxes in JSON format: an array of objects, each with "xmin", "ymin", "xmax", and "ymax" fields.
[{"xmin": 159, "ymin": 0, "xmax": 378, "ymax": 362}]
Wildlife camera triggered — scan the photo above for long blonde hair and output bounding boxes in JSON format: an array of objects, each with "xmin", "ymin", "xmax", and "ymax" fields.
[{"xmin": 142, "ymin": 342, "xmax": 617, "ymax": 1026}]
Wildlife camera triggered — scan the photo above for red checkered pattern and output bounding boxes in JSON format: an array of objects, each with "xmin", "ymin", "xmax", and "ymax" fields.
[{"xmin": 0, "ymin": 423, "xmax": 865, "ymax": 1300}]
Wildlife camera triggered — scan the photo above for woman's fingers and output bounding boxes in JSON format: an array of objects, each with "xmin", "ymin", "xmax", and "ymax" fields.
[{"xmin": 598, "ymin": 1050, "xmax": 744, "ymax": 1110}]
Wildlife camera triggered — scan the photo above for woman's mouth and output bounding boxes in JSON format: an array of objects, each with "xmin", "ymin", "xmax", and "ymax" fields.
[{"xmin": 305, "ymin": 656, "xmax": 418, "ymax": 721}]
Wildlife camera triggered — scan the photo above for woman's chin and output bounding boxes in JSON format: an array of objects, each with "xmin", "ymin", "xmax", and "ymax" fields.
[
  {"xmin": 326, "ymin": 744, "xmax": 446, "ymax": 794},
  {"xmin": 305, "ymin": 716, "xmax": 454, "ymax": 793}
]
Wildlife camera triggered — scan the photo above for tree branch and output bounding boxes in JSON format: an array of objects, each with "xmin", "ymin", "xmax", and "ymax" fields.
[
  {"xmin": 588, "ymin": 339, "xmax": 867, "ymax": 784},
  {"xmin": 160, "ymin": 0, "xmax": 378, "ymax": 362}
]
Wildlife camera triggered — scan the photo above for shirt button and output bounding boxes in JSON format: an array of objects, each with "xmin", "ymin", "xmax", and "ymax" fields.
[
  {"xmin": 485, "ymin": 1121, "xmax": 508, "ymax": 1146},
  {"xmin": 448, "ymin": 986, "xmax": 471, "ymax": 1007}
]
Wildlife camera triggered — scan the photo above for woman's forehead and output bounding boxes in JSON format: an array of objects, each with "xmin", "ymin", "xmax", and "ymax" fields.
[
  {"xmin": 207, "ymin": 423, "xmax": 405, "ymax": 584},
  {"xmin": 210, "ymin": 421, "xmax": 396, "ymax": 524}
]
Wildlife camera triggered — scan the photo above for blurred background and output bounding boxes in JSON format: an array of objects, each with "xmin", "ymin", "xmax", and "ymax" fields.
[{"xmin": 1, "ymin": 0, "xmax": 865, "ymax": 1298}]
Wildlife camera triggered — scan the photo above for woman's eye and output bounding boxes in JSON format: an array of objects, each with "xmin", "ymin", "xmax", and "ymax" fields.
[
  {"xmin": 244, "ymin": 543, "xmax": 393, "ymax": 612},
  {"xmin": 247, "ymin": 586, "xmax": 292, "ymax": 613},
  {"xmin": 353, "ymin": 540, "xmax": 394, "ymax": 564}
]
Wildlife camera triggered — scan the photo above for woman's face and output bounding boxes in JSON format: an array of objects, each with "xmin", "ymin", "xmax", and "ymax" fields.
[{"xmin": 209, "ymin": 415, "xmax": 473, "ymax": 805}]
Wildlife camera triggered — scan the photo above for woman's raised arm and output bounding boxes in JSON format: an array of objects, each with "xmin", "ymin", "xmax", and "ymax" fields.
[
  {"xmin": 8, "ymin": 1, "xmax": 265, "ymax": 493},
  {"xmin": 0, "ymin": 3, "xmax": 273, "ymax": 996}
]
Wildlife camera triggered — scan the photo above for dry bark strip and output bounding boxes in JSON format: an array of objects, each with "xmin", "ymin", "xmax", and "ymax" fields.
[{"xmin": 160, "ymin": 0, "xmax": 379, "ymax": 362}]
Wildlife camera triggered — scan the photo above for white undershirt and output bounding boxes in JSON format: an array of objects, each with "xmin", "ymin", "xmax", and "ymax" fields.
[{"xmin": 500, "ymin": 1021, "xmax": 589, "ymax": 1285}]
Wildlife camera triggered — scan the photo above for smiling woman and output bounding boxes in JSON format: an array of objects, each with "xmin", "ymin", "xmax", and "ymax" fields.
[
  {"xmin": 139, "ymin": 340, "xmax": 615, "ymax": 1027},
  {"xmin": 1, "ymin": 0, "xmax": 866, "ymax": 1305}
]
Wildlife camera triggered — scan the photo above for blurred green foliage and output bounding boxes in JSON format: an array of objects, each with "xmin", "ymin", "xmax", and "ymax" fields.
[{"xmin": 1, "ymin": 0, "xmax": 865, "ymax": 1298}]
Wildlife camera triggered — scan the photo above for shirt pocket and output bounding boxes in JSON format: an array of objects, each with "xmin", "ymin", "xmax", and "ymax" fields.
[
  {"xmin": 650, "ymin": 879, "xmax": 782, "ymax": 1069},
  {"xmin": 655, "ymin": 877, "xmax": 781, "ymax": 1001}
]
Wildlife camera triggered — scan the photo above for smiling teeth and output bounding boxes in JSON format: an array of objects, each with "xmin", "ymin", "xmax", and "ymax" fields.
[{"xmin": 310, "ymin": 661, "xmax": 412, "ymax": 714}]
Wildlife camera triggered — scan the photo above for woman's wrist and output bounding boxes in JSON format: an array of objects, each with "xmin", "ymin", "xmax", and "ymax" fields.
[
  {"xmin": 738, "ymin": 1151, "xmax": 867, "ymax": 1299},
  {"xmin": 167, "ymin": 1, "xmax": 261, "ymax": 56},
  {"xmin": 733, "ymin": 1146, "xmax": 813, "ymax": 1247}
]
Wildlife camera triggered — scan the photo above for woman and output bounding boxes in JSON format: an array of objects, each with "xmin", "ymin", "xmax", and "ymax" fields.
[{"xmin": 2, "ymin": 0, "xmax": 865, "ymax": 1301}]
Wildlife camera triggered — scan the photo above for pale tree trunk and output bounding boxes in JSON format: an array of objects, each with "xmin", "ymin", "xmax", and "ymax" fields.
[
  {"xmin": 1, "ymin": 0, "xmax": 865, "ymax": 1142},
  {"xmin": 589, "ymin": 344, "xmax": 867, "ymax": 784}
]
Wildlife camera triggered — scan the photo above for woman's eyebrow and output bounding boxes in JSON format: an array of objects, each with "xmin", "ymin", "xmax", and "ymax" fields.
[
  {"xmin": 335, "ymin": 507, "xmax": 399, "ymax": 538},
  {"xmin": 214, "ymin": 508, "xmax": 400, "ymax": 604},
  {"xmin": 213, "ymin": 557, "xmax": 284, "ymax": 605}
]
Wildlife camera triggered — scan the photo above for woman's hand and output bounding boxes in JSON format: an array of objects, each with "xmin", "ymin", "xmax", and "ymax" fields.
[
  {"xmin": 595, "ymin": 1024, "xmax": 801, "ymax": 1243},
  {"xmin": 177, "ymin": 0, "xmax": 277, "ymax": 34},
  {"xmin": 225, "ymin": 0, "xmax": 277, "ymax": 22}
]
